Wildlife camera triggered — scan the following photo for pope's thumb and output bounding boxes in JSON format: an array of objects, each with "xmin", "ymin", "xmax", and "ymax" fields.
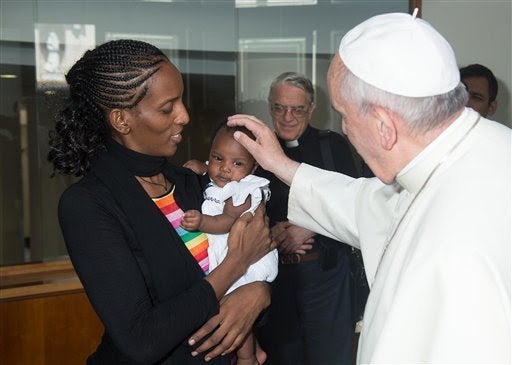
[{"xmin": 234, "ymin": 131, "xmax": 255, "ymax": 152}]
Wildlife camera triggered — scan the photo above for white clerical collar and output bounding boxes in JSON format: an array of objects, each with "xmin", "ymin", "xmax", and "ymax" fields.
[
  {"xmin": 285, "ymin": 140, "xmax": 299, "ymax": 147},
  {"xmin": 396, "ymin": 108, "xmax": 479, "ymax": 193}
]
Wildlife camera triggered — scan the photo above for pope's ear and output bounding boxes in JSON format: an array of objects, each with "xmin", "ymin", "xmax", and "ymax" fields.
[
  {"xmin": 373, "ymin": 106, "xmax": 397, "ymax": 151},
  {"xmin": 109, "ymin": 109, "xmax": 131, "ymax": 134}
]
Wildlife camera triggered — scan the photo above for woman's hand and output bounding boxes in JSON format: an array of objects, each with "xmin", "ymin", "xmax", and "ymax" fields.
[
  {"xmin": 188, "ymin": 282, "xmax": 271, "ymax": 362},
  {"xmin": 204, "ymin": 203, "xmax": 275, "ymax": 300},
  {"xmin": 270, "ymin": 221, "xmax": 290, "ymax": 245},
  {"xmin": 183, "ymin": 159, "xmax": 208, "ymax": 175},
  {"xmin": 225, "ymin": 203, "xmax": 273, "ymax": 269}
]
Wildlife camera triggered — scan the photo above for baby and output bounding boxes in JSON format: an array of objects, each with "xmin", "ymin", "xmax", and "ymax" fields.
[{"xmin": 182, "ymin": 122, "xmax": 278, "ymax": 365}]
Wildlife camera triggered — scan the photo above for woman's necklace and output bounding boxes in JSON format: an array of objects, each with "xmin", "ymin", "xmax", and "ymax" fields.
[{"xmin": 136, "ymin": 175, "xmax": 169, "ymax": 194}]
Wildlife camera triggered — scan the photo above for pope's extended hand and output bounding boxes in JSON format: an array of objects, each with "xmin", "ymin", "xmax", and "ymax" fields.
[{"xmin": 227, "ymin": 114, "xmax": 300, "ymax": 185}]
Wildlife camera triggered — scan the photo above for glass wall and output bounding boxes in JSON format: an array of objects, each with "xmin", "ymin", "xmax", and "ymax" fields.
[{"xmin": 0, "ymin": 0, "xmax": 409, "ymax": 265}]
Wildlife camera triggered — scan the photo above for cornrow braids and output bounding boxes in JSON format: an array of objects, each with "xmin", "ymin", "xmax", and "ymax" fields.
[{"xmin": 48, "ymin": 39, "xmax": 169, "ymax": 177}]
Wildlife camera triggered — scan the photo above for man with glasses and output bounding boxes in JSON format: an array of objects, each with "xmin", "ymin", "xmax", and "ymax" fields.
[{"xmin": 256, "ymin": 72, "xmax": 357, "ymax": 365}]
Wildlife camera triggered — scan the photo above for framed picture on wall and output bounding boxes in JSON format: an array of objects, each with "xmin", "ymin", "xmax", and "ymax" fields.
[{"xmin": 237, "ymin": 37, "xmax": 306, "ymax": 122}]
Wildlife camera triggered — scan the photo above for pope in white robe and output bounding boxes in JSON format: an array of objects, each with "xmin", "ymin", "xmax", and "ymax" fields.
[
  {"xmin": 226, "ymin": 11, "xmax": 511, "ymax": 365},
  {"xmin": 288, "ymin": 108, "xmax": 511, "ymax": 363}
]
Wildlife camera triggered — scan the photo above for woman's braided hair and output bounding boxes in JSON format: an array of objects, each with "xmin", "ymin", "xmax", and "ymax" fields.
[{"xmin": 48, "ymin": 39, "xmax": 169, "ymax": 177}]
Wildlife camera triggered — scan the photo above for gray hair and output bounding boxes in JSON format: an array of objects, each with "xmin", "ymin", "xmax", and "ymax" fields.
[
  {"xmin": 268, "ymin": 72, "xmax": 315, "ymax": 104},
  {"xmin": 339, "ymin": 68, "xmax": 469, "ymax": 133}
]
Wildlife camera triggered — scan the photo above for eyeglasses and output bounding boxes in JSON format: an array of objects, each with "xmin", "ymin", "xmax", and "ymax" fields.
[{"xmin": 270, "ymin": 103, "xmax": 311, "ymax": 118}]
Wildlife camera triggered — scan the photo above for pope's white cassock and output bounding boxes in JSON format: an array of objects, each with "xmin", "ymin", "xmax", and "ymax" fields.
[{"xmin": 288, "ymin": 108, "xmax": 511, "ymax": 364}]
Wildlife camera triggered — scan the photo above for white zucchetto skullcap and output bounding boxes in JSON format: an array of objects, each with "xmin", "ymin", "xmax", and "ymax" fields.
[{"xmin": 339, "ymin": 10, "xmax": 460, "ymax": 97}]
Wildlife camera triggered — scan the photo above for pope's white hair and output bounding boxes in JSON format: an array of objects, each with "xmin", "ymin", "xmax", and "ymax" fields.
[{"xmin": 339, "ymin": 68, "xmax": 469, "ymax": 133}]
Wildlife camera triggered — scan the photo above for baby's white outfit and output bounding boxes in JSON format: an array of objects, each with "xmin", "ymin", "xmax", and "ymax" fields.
[{"xmin": 202, "ymin": 174, "xmax": 278, "ymax": 294}]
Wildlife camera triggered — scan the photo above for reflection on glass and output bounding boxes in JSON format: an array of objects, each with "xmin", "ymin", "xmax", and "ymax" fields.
[
  {"xmin": 236, "ymin": 0, "xmax": 317, "ymax": 8},
  {"xmin": 34, "ymin": 23, "xmax": 95, "ymax": 88},
  {"xmin": 105, "ymin": 33, "xmax": 179, "ymax": 68},
  {"xmin": 0, "ymin": 0, "xmax": 410, "ymax": 266},
  {"xmin": 238, "ymin": 37, "xmax": 306, "ymax": 121}
]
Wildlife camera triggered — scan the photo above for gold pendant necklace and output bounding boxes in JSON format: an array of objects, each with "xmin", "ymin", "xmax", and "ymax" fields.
[{"xmin": 137, "ymin": 175, "xmax": 168, "ymax": 193}]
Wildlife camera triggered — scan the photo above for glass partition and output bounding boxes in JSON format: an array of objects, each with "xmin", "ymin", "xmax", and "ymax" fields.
[{"xmin": 0, "ymin": 0, "xmax": 410, "ymax": 265}]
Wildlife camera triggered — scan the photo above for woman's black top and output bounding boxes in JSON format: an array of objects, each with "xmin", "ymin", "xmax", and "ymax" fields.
[{"xmin": 58, "ymin": 146, "xmax": 230, "ymax": 364}]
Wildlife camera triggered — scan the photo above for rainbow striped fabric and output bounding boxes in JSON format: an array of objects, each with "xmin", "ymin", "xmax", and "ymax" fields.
[{"xmin": 152, "ymin": 188, "xmax": 210, "ymax": 274}]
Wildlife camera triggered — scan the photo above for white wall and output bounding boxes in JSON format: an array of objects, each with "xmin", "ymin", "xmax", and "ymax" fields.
[{"xmin": 423, "ymin": 0, "xmax": 512, "ymax": 126}]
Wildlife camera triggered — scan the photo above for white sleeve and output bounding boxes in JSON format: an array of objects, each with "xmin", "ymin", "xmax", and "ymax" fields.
[{"xmin": 288, "ymin": 163, "xmax": 398, "ymax": 280}]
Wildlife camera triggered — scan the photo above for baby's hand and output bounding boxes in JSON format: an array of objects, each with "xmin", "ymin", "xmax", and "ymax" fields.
[
  {"xmin": 183, "ymin": 159, "xmax": 208, "ymax": 175},
  {"xmin": 181, "ymin": 210, "xmax": 202, "ymax": 231}
]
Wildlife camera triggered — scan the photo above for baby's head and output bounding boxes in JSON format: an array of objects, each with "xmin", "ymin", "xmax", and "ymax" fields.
[{"xmin": 207, "ymin": 122, "xmax": 257, "ymax": 187}]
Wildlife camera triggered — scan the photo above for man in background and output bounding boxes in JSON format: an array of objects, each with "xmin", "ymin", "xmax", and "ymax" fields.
[
  {"xmin": 256, "ymin": 72, "xmax": 358, "ymax": 365},
  {"xmin": 460, "ymin": 63, "xmax": 498, "ymax": 117}
]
